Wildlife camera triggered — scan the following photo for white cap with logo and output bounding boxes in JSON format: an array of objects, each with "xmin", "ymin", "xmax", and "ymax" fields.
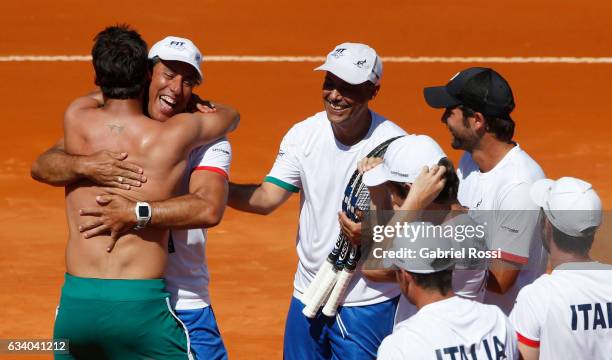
[
  {"xmin": 530, "ymin": 177, "xmax": 602, "ymax": 237},
  {"xmin": 148, "ymin": 36, "xmax": 203, "ymax": 80},
  {"xmin": 363, "ymin": 135, "xmax": 446, "ymax": 187},
  {"xmin": 314, "ymin": 42, "xmax": 382, "ymax": 85}
]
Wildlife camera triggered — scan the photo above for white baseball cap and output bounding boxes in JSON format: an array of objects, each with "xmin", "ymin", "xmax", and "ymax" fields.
[
  {"xmin": 530, "ymin": 177, "xmax": 602, "ymax": 237},
  {"xmin": 383, "ymin": 222, "xmax": 456, "ymax": 273},
  {"xmin": 148, "ymin": 36, "xmax": 203, "ymax": 80},
  {"xmin": 363, "ymin": 135, "xmax": 446, "ymax": 187},
  {"xmin": 314, "ymin": 42, "xmax": 382, "ymax": 85}
]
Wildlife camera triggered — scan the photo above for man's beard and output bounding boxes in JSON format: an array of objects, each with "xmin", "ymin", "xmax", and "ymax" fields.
[
  {"xmin": 451, "ymin": 136, "xmax": 464, "ymax": 150},
  {"xmin": 451, "ymin": 134, "xmax": 475, "ymax": 152}
]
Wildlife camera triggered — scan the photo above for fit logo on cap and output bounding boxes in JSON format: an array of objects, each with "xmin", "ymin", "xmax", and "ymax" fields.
[
  {"xmin": 331, "ymin": 48, "xmax": 347, "ymax": 58},
  {"xmin": 168, "ymin": 41, "xmax": 186, "ymax": 50}
]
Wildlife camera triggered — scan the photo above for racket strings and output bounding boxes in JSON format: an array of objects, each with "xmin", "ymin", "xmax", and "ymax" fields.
[{"xmin": 335, "ymin": 136, "xmax": 403, "ymax": 270}]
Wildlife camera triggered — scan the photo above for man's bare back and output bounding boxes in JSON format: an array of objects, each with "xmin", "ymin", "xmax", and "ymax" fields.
[{"xmin": 63, "ymin": 95, "xmax": 231, "ymax": 279}]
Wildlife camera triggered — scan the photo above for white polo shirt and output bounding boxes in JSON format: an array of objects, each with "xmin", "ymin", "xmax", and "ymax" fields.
[
  {"xmin": 379, "ymin": 296, "xmax": 518, "ymax": 360},
  {"xmin": 165, "ymin": 138, "xmax": 232, "ymax": 310},
  {"xmin": 457, "ymin": 145, "xmax": 547, "ymax": 314},
  {"xmin": 510, "ymin": 261, "xmax": 612, "ymax": 360},
  {"xmin": 266, "ymin": 110, "xmax": 406, "ymax": 306}
]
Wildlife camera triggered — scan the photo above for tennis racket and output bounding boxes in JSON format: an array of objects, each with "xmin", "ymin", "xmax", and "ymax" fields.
[
  {"xmin": 301, "ymin": 167, "xmax": 363, "ymax": 317},
  {"xmin": 302, "ymin": 136, "xmax": 402, "ymax": 318}
]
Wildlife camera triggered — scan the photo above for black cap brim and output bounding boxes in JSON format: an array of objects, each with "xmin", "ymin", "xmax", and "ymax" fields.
[{"xmin": 423, "ymin": 86, "xmax": 461, "ymax": 109}]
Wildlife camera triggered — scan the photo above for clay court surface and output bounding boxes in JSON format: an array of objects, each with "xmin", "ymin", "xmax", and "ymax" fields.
[{"xmin": 1, "ymin": 0, "xmax": 612, "ymax": 358}]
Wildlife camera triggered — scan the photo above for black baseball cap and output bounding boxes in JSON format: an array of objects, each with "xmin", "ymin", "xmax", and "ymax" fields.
[{"xmin": 423, "ymin": 67, "xmax": 515, "ymax": 119}]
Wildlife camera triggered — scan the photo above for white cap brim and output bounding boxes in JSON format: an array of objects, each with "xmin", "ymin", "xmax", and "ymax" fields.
[
  {"xmin": 153, "ymin": 53, "xmax": 203, "ymax": 80},
  {"xmin": 314, "ymin": 63, "xmax": 369, "ymax": 85},
  {"xmin": 530, "ymin": 178, "xmax": 555, "ymax": 207},
  {"xmin": 363, "ymin": 164, "xmax": 390, "ymax": 187}
]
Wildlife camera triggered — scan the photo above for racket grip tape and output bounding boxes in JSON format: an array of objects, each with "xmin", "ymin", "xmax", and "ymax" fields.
[
  {"xmin": 302, "ymin": 268, "xmax": 339, "ymax": 318},
  {"xmin": 301, "ymin": 260, "xmax": 334, "ymax": 304},
  {"xmin": 322, "ymin": 268, "xmax": 355, "ymax": 317}
]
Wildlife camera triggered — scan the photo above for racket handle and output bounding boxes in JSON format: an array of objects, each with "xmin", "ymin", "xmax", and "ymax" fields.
[
  {"xmin": 322, "ymin": 268, "xmax": 355, "ymax": 317},
  {"xmin": 302, "ymin": 268, "xmax": 338, "ymax": 318},
  {"xmin": 302, "ymin": 260, "xmax": 334, "ymax": 304}
]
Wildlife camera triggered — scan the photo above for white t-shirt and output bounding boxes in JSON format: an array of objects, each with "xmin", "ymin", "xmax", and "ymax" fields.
[
  {"xmin": 267, "ymin": 110, "xmax": 406, "ymax": 306},
  {"xmin": 165, "ymin": 138, "xmax": 232, "ymax": 310},
  {"xmin": 379, "ymin": 296, "xmax": 518, "ymax": 360},
  {"xmin": 510, "ymin": 262, "xmax": 612, "ymax": 360},
  {"xmin": 457, "ymin": 145, "xmax": 547, "ymax": 314}
]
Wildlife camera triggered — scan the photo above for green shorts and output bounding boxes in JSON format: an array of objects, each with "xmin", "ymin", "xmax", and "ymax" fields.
[{"xmin": 53, "ymin": 273, "xmax": 192, "ymax": 359}]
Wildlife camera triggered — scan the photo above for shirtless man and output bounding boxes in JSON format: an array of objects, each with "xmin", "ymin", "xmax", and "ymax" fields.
[
  {"xmin": 52, "ymin": 25, "xmax": 237, "ymax": 359},
  {"xmin": 34, "ymin": 35, "xmax": 237, "ymax": 359}
]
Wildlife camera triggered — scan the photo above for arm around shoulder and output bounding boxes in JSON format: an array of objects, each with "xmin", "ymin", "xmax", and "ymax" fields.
[
  {"xmin": 166, "ymin": 103, "xmax": 240, "ymax": 154},
  {"xmin": 210, "ymin": 103, "xmax": 240, "ymax": 133},
  {"xmin": 32, "ymin": 91, "xmax": 119, "ymax": 186},
  {"xmin": 37, "ymin": 96, "xmax": 95, "ymax": 185},
  {"xmin": 188, "ymin": 103, "xmax": 240, "ymax": 145}
]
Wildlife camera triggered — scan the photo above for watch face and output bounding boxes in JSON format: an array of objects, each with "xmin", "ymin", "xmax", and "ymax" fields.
[{"xmin": 138, "ymin": 205, "xmax": 149, "ymax": 217}]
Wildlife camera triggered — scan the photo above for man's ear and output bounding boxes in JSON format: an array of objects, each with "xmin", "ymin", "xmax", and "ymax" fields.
[
  {"xmin": 468, "ymin": 112, "xmax": 489, "ymax": 137},
  {"xmin": 472, "ymin": 112, "xmax": 487, "ymax": 131},
  {"xmin": 396, "ymin": 268, "xmax": 412, "ymax": 284},
  {"xmin": 403, "ymin": 270, "xmax": 414, "ymax": 283}
]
